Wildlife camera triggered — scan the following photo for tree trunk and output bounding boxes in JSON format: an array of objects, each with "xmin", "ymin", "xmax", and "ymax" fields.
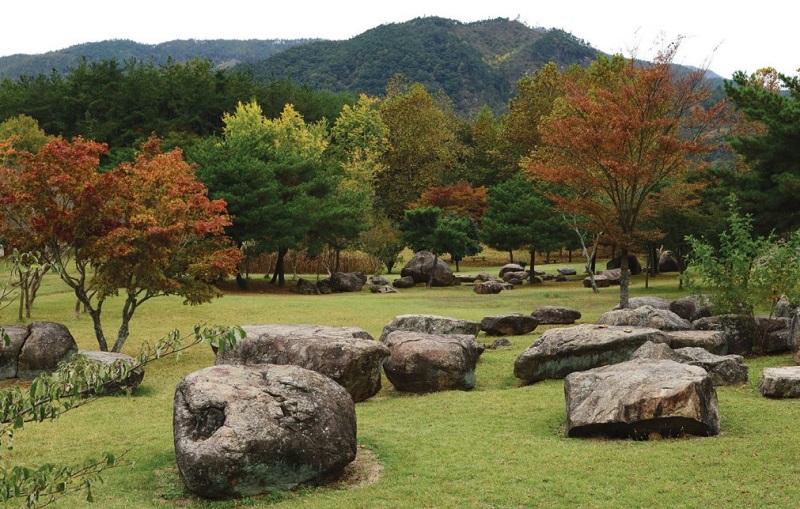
[
  {"xmin": 334, "ymin": 248, "xmax": 341, "ymax": 273},
  {"xmin": 88, "ymin": 308, "xmax": 108, "ymax": 352},
  {"xmin": 112, "ymin": 295, "xmax": 138, "ymax": 353},
  {"xmin": 508, "ymin": 250, "xmax": 514, "ymax": 263},
  {"xmin": 529, "ymin": 249, "xmax": 536, "ymax": 282},
  {"xmin": 270, "ymin": 247, "xmax": 289, "ymax": 286},
  {"xmin": 619, "ymin": 246, "xmax": 631, "ymax": 308}
]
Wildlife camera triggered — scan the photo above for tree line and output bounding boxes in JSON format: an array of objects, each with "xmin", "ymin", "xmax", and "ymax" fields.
[{"xmin": 1, "ymin": 40, "xmax": 799, "ymax": 347}]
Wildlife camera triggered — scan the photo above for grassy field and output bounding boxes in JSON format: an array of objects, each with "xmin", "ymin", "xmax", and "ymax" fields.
[{"xmin": 2, "ymin": 262, "xmax": 799, "ymax": 508}]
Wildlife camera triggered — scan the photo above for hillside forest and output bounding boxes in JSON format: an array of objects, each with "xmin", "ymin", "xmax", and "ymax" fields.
[{"xmin": 0, "ymin": 20, "xmax": 798, "ymax": 315}]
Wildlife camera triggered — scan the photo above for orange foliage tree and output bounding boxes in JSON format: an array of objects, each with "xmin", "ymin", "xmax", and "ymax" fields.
[
  {"xmin": 528, "ymin": 41, "xmax": 729, "ymax": 307},
  {"xmin": 410, "ymin": 182, "xmax": 489, "ymax": 224},
  {"xmin": 0, "ymin": 135, "xmax": 241, "ymax": 351}
]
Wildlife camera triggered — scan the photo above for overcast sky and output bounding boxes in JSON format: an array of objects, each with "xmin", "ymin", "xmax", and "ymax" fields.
[{"xmin": 2, "ymin": 1, "xmax": 796, "ymax": 79}]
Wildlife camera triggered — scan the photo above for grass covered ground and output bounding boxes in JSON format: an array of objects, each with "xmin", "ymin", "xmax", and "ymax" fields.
[{"xmin": 3, "ymin": 263, "xmax": 799, "ymax": 508}]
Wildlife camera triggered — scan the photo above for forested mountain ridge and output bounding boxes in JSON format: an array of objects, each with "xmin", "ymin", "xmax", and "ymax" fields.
[
  {"xmin": 241, "ymin": 17, "xmax": 602, "ymax": 114},
  {"xmin": 0, "ymin": 38, "xmax": 316, "ymax": 80}
]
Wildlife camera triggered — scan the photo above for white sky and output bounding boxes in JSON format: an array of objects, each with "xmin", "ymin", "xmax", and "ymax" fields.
[{"xmin": 0, "ymin": 1, "xmax": 796, "ymax": 79}]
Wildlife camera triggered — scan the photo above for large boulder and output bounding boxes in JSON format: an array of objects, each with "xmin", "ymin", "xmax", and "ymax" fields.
[
  {"xmin": 392, "ymin": 276, "xmax": 416, "ymax": 288},
  {"xmin": 564, "ymin": 359, "xmax": 720, "ymax": 439},
  {"xmin": 531, "ymin": 306, "xmax": 582, "ymax": 325},
  {"xmin": 16, "ymin": 322, "xmax": 79, "ymax": 379},
  {"xmin": 173, "ymin": 364, "xmax": 357, "ymax": 499},
  {"xmin": 80, "ymin": 351, "xmax": 145, "ymax": 393},
  {"xmin": 662, "ymin": 330, "xmax": 728, "ymax": 355},
  {"xmin": 597, "ymin": 269, "xmax": 623, "ymax": 285},
  {"xmin": 658, "ymin": 251, "xmax": 681, "ymax": 273},
  {"xmin": 381, "ymin": 331, "xmax": 483, "ymax": 392},
  {"xmin": 513, "ymin": 324, "xmax": 671, "ymax": 383},
  {"xmin": 631, "ymin": 341, "xmax": 747, "ymax": 386},
  {"xmin": 596, "ymin": 305, "xmax": 691, "ymax": 331},
  {"xmin": 0, "ymin": 325, "xmax": 31, "ymax": 379},
  {"xmin": 584, "ymin": 275, "xmax": 611, "ymax": 288},
  {"xmin": 692, "ymin": 315, "xmax": 757, "ymax": 355},
  {"xmin": 215, "ymin": 324, "xmax": 389, "ymax": 402},
  {"xmin": 473, "ymin": 280, "xmax": 509, "ymax": 294},
  {"xmin": 613, "ymin": 297, "xmax": 672, "ymax": 310},
  {"xmin": 606, "ymin": 255, "xmax": 642, "ymax": 275},
  {"xmin": 328, "ymin": 272, "xmax": 366, "ymax": 292},
  {"xmin": 400, "ymin": 251, "xmax": 456, "ymax": 287},
  {"xmin": 379, "ymin": 314, "xmax": 481, "ymax": 343},
  {"xmin": 499, "ymin": 263, "xmax": 525, "ymax": 277},
  {"xmin": 480, "ymin": 313, "xmax": 538, "ymax": 336},
  {"xmin": 760, "ymin": 367, "xmax": 800, "ymax": 398},
  {"xmin": 669, "ymin": 295, "xmax": 713, "ymax": 322}
]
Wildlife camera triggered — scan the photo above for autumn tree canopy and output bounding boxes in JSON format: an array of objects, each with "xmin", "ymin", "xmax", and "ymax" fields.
[
  {"xmin": 0, "ymin": 135, "xmax": 241, "ymax": 351},
  {"xmin": 528, "ymin": 41, "xmax": 729, "ymax": 307}
]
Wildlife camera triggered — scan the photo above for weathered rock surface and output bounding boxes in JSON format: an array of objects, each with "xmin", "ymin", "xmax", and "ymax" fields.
[
  {"xmin": 557, "ymin": 268, "xmax": 577, "ymax": 276},
  {"xmin": 631, "ymin": 341, "xmax": 747, "ymax": 386},
  {"xmin": 370, "ymin": 284, "xmax": 398, "ymax": 294},
  {"xmin": 15, "ymin": 322, "xmax": 79, "ymax": 379},
  {"xmin": 613, "ymin": 297, "xmax": 672, "ymax": 310},
  {"xmin": 531, "ymin": 306, "xmax": 582, "ymax": 325},
  {"xmin": 480, "ymin": 313, "xmax": 538, "ymax": 336},
  {"xmin": 392, "ymin": 276, "xmax": 416, "ymax": 288},
  {"xmin": 368, "ymin": 275, "xmax": 389, "ymax": 286},
  {"xmin": 381, "ymin": 331, "xmax": 483, "ymax": 392},
  {"xmin": 291, "ymin": 278, "xmax": 320, "ymax": 295},
  {"xmin": 692, "ymin": 314, "xmax": 756, "ymax": 355},
  {"xmin": 606, "ymin": 255, "xmax": 642, "ymax": 276},
  {"xmin": 564, "ymin": 359, "xmax": 720, "ymax": 439},
  {"xmin": 514, "ymin": 324, "xmax": 670, "ymax": 383},
  {"xmin": 80, "ymin": 350, "xmax": 145, "ymax": 393},
  {"xmin": 596, "ymin": 305, "xmax": 691, "ymax": 331},
  {"xmin": 670, "ymin": 295, "xmax": 713, "ymax": 322},
  {"xmin": 598, "ymin": 268, "xmax": 623, "ymax": 285},
  {"xmin": 663, "ymin": 330, "xmax": 728, "ymax": 355},
  {"xmin": 499, "ymin": 263, "xmax": 525, "ymax": 277},
  {"xmin": 400, "ymin": 251, "xmax": 456, "ymax": 287},
  {"xmin": 760, "ymin": 367, "xmax": 800, "ymax": 398},
  {"xmin": 0, "ymin": 325, "xmax": 30, "ymax": 379},
  {"xmin": 216, "ymin": 324, "xmax": 389, "ymax": 402},
  {"xmin": 379, "ymin": 314, "xmax": 480, "ymax": 343},
  {"xmin": 502, "ymin": 271, "xmax": 529, "ymax": 283},
  {"xmin": 173, "ymin": 364, "xmax": 356, "ymax": 499},
  {"xmin": 473, "ymin": 280, "xmax": 505, "ymax": 294},
  {"xmin": 584, "ymin": 275, "xmax": 611, "ymax": 288},
  {"xmin": 658, "ymin": 251, "xmax": 681, "ymax": 273},
  {"xmin": 328, "ymin": 272, "xmax": 366, "ymax": 292}
]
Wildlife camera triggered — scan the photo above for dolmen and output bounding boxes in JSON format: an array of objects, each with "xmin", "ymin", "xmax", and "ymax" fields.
[
  {"xmin": 174, "ymin": 364, "xmax": 356, "ymax": 499},
  {"xmin": 215, "ymin": 324, "xmax": 389, "ymax": 402},
  {"xmin": 595, "ymin": 305, "xmax": 691, "ymax": 331},
  {"xmin": 514, "ymin": 324, "xmax": 670, "ymax": 383},
  {"xmin": 631, "ymin": 341, "xmax": 748, "ymax": 386},
  {"xmin": 379, "ymin": 314, "xmax": 483, "ymax": 392},
  {"xmin": 531, "ymin": 306, "xmax": 581, "ymax": 325},
  {"xmin": 0, "ymin": 321, "xmax": 78, "ymax": 380},
  {"xmin": 480, "ymin": 313, "xmax": 538, "ymax": 336},
  {"xmin": 565, "ymin": 358, "xmax": 721, "ymax": 439}
]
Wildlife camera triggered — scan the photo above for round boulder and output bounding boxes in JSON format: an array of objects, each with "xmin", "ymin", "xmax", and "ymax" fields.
[
  {"xmin": 216, "ymin": 324, "xmax": 389, "ymax": 403},
  {"xmin": 382, "ymin": 331, "xmax": 484, "ymax": 392},
  {"xmin": 400, "ymin": 251, "xmax": 456, "ymax": 286},
  {"xmin": 17, "ymin": 322, "xmax": 79, "ymax": 379},
  {"xmin": 173, "ymin": 364, "xmax": 357, "ymax": 499},
  {"xmin": 531, "ymin": 306, "xmax": 581, "ymax": 325}
]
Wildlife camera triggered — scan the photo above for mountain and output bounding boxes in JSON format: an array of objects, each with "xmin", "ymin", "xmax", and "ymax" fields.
[
  {"xmin": 240, "ymin": 17, "xmax": 601, "ymax": 115},
  {"xmin": 0, "ymin": 38, "xmax": 316, "ymax": 80}
]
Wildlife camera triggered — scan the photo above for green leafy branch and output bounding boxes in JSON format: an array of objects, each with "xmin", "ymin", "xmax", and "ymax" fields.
[{"xmin": 0, "ymin": 324, "xmax": 243, "ymax": 507}]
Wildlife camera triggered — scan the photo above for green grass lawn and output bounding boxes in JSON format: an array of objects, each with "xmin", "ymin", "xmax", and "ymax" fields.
[{"xmin": 3, "ymin": 265, "xmax": 800, "ymax": 508}]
